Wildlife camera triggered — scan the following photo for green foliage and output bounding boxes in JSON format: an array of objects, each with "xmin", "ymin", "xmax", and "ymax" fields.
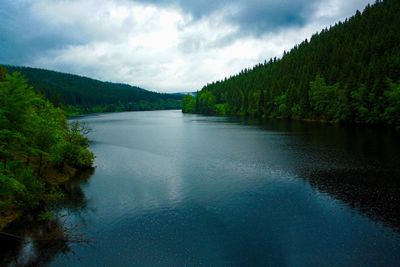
[
  {"xmin": 50, "ymin": 122, "xmax": 94, "ymax": 168},
  {"xmin": 5, "ymin": 66, "xmax": 182, "ymax": 114},
  {"xmin": 384, "ymin": 81, "xmax": 400, "ymax": 125},
  {"xmin": 291, "ymin": 104, "xmax": 303, "ymax": 119},
  {"xmin": 0, "ymin": 66, "xmax": 7, "ymax": 80},
  {"xmin": 197, "ymin": 91, "xmax": 216, "ymax": 115},
  {"xmin": 15, "ymin": 167, "xmax": 45, "ymax": 209},
  {"xmin": 0, "ymin": 70, "xmax": 94, "ymax": 229},
  {"xmin": 247, "ymin": 90, "xmax": 261, "ymax": 116},
  {"xmin": 0, "ymin": 174, "xmax": 25, "ymax": 198},
  {"xmin": 351, "ymin": 85, "xmax": 371, "ymax": 123},
  {"xmin": 193, "ymin": 0, "xmax": 400, "ymax": 125},
  {"xmin": 214, "ymin": 104, "xmax": 229, "ymax": 115},
  {"xmin": 0, "ymin": 165, "xmax": 46, "ymax": 211},
  {"xmin": 38, "ymin": 211, "xmax": 55, "ymax": 221},
  {"xmin": 309, "ymin": 76, "xmax": 339, "ymax": 120},
  {"xmin": 272, "ymin": 94, "xmax": 289, "ymax": 118},
  {"xmin": 182, "ymin": 95, "xmax": 196, "ymax": 113}
]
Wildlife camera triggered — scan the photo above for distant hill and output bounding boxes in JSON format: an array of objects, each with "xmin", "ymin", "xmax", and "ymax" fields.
[
  {"xmin": 176, "ymin": 92, "xmax": 197, "ymax": 97},
  {"xmin": 4, "ymin": 66, "xmax": 181, "ymax": 114},
  {"xmin": 188, "ymin": 0, "xmax": 400, "ymax": 126}
]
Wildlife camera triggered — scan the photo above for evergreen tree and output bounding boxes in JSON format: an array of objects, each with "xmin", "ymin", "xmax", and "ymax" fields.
[{"xmin": 192, "ymin": 0, "xmax": 400, "ymax": 126}]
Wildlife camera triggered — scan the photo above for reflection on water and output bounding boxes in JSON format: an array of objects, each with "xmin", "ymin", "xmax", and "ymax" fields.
[
  {"xmin": 1, "ymin": 225, "xmax": 71, "ymax": 267},
  {"xmin": 304, "ymin": 168, "xmax": 400, "ymax": 231},
  {"xmin": 3, "ymin": 110, "xmax": 400, "ymax": 266},
  {"xmin": 244, "ymin": 117, "xmax": 400, "ymax": 231},
  {"xmin": 0, "ymin": 169, "xmax": 94, "ymax": 267}
]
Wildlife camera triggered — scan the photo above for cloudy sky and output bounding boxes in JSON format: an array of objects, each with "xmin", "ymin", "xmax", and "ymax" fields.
[{"xmin": 0, "ymin": 0, "xmax": 374, "ymax": 92}]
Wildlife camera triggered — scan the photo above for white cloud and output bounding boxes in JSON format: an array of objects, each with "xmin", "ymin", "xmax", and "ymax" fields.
[{"xmin": 21, "ymin": 0, "xmax": 374, "ymax": 92}]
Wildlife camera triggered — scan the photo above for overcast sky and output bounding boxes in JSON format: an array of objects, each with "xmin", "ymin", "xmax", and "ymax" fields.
[{"xmin": 0, "ymin": 0, "xmax": 374, "ymax": 92}]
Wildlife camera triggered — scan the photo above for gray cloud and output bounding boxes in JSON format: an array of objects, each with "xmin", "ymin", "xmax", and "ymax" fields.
[
  {"xmin": 136, "ymin": 0, "xmax": 314, "ymax": 34},
  {"xmin": 0, "ymin": 0, "xmax": 86, "ymax": 64},
  {"xmin": 0, "ymin": 0, "xmax": 375, "ymax": 92}
]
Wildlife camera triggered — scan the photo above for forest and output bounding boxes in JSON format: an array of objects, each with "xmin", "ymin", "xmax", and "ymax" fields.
[
  {"xmin": 0, "ymin": 66, "xmax": 94, "ymax": 230},
  {"xmin": 5, "ymin": 66, "xmax": 182, "ymax": 115},
  {"xmin": 184, "ymin": 0, "xmax": 400, "ymax": 126}
]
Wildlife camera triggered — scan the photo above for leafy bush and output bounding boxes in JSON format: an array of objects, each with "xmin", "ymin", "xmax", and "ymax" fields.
[{"xmin": 0, "ymin": 69, "xmax": 94, "ymax": 229}]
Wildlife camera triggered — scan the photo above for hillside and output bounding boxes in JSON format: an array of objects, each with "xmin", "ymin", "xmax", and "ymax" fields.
[
  {"xmin": 4, "ymin": 66, "xmax": 181, "ymax": 114},
  {"xmin": 185, "ymin": 0, "xmax": 400, "ymax": 126}
]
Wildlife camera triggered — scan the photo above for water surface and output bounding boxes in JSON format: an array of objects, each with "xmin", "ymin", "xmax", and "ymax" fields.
[{"xmin": 43, "ymin": 110, "xmax": 400, "ymax": 266}]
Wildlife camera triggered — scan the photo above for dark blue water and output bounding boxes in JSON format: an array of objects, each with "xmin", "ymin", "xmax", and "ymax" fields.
[{"xmin": 10, "ymin": 110, "xmax": 400, "ymax": 266}]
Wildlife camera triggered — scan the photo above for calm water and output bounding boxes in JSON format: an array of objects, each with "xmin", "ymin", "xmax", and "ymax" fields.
[{"xmin": 6, "ymin": 110, "xmax": 400, "ymax": 266}]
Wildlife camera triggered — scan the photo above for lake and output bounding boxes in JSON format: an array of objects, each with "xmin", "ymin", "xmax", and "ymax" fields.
[{"xmin": 7, "ymin": 110, "xmax": 400, "ymax": 266}]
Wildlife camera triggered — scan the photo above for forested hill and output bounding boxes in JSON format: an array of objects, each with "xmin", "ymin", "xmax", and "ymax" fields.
[
  {"xmin": 4, "ymin": 66, "xmax": 181, "ymax": 114},
  {"xmin": 184, "ymin": 0, "xmax": 400, "ymax": 126}
]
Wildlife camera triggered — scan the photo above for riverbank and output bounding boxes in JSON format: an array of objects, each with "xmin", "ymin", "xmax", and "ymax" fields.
[
  {"xmin": 0, "ymin": 164, "xmax": 94, "ymax": 231},
  {"xmin": 0, "ymin": 71, "xmax": 95, "ymax": 233},
  {"xmin": 184, "ymin": 109, "xmax": 400, "ymax": 131},
  {"xmin": 0, "ymin": 167, "xmax": 94, "ymax": 266}
]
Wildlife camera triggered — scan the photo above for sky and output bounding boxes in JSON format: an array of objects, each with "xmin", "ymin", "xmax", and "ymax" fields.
[{"xmin": 0, "ymin": 0, "xmax": 374, "ymax": 93}]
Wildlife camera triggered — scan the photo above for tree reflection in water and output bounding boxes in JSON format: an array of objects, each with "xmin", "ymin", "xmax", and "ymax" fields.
[
  {"xmin": 0, "ymin": 168, "xmax": 94, "ymax": 267},
  {"xmin": 302, "ymin": 167, "xmax": 400, "ymax": 232}
]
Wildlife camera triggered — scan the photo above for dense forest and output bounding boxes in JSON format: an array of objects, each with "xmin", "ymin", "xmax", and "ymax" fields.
[
  {"xmin": 0, "ymin": 66, "xmax": 94, "ymax": 230},
  {"xmin": 184, "ymin": 0, "xmax": 400, "ymax": 126},
  {"xmin": 5, "ymin": 66, "xmax": 182, "ymax": 114}
]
